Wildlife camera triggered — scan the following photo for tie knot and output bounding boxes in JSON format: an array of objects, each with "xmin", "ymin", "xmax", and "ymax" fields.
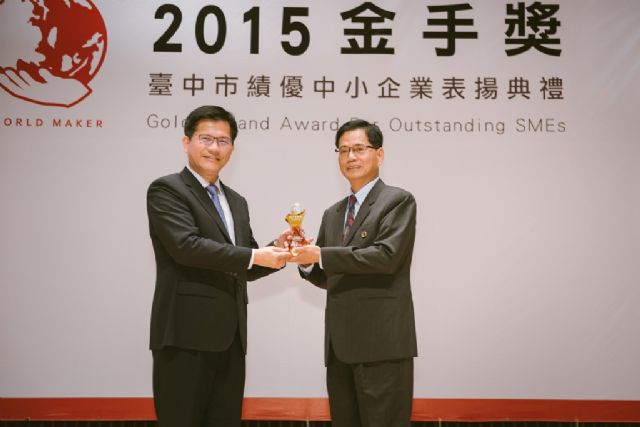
[
  {"xmin": 206, "ymin": 184, "xmax": 219, "ymax": 196},
  {"xmin": 348, "ymin": 194, "xmax": 357, "ymax": 208}
]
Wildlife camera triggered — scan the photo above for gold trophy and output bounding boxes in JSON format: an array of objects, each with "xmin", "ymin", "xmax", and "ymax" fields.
[{"xmin": 284, "ymin": 202, "xmax": 310, "ymax": 251}]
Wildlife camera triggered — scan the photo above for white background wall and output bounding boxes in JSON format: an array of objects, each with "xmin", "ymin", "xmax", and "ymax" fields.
[{"xmin": 1, "ymin": 0, "xmax": 639, "ymax": 399}]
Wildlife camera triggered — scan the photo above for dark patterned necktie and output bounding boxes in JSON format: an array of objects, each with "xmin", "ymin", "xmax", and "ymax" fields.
[
  {"xmin": 342, "ymin": 194, "xmax": 357, "ymax": 244},
  {"xmin": 206, "ymin": 184, "xmax": 228, "ymax": 231}
]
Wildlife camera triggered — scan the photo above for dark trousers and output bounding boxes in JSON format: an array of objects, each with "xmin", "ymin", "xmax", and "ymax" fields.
[
  {"xmin": 326, "ymin": 345, "xmax": 413, "ymax": 427},
  {"xmin": 152, "ymin": 334, "xmax": 245, "ymax": 427}
]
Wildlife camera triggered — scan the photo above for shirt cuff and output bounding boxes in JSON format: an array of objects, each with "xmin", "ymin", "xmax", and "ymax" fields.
[
  {"xmin": 298, "ymin": 264, "xmax": 313, "ymax": 275},
  {"xmin": 248, "ymin": 249, "xmax": 255, "ymax": 269}
]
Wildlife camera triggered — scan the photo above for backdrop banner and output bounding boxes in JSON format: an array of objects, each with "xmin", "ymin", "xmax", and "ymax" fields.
[{"xmin": 1, "ymin": 0, "xmax": 639, "ymax": 402}]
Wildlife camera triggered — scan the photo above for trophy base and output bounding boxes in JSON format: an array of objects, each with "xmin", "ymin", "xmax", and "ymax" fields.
[{"xmin": 285, "ymin": 227, "xmax": 310, "ymax": 251}]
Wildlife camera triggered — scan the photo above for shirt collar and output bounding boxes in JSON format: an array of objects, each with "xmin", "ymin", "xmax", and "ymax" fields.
[
  {"xmin": 187, "ymin": 165, "xmax": 221, "ymax": 189},
  {"xmin": 351, "ymin": 177, "xmax": 380, "ymax": 205}
]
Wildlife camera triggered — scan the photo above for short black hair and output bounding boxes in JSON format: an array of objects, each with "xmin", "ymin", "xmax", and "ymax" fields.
[
  {"xmin": 184, "ymin": 105, "xmax": 238, "ymax": 142},
  {"xmin": 335, "ymin": 119, "xmax": 383, "ymax": 149}
]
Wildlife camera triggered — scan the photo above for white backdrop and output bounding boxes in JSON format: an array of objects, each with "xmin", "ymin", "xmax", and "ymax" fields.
[{"xmin": 1, "ymin": 0, "xmax": 639, "ymax": 399}]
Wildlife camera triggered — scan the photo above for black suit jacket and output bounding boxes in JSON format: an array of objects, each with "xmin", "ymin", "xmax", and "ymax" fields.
[
  {"xmin": 303, "ymin": 179, "xmax": 418, "ymax": 365},
  {"xmin": 147, "ymin": 167, "xmax": 274, "ymax": 353}
]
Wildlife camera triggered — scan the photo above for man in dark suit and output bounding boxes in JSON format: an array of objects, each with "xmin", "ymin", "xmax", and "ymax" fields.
[
  {"xmin": 146, "ymin": 105, "xmax": 290, "ymax": 427},
  {"xmin": 290, "ymin": 119, "xmax": 418, "ymax": 427}
]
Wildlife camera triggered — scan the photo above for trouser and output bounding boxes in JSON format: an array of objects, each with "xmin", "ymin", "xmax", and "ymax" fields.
[
  {"xmin": 326, "ymin": 345, "xmax": 414, "ymax": 427},
  {"xmin": 152, "ymin": 333, "xmax": 245, "ymax": 427}
]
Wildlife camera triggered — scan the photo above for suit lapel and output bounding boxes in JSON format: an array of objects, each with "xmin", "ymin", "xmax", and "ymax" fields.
[
  {"xmin": 343, "ymin": 179, "xmax": 385, "ymax": 246},
  {"xmin": 180, "ymin": 168, "xmax": 232, "ymax": 243}
]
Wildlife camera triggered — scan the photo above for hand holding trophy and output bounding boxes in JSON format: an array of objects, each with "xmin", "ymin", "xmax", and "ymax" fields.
[{"xmin": 284, "ymin": 202, "xmax": 310, "ymax": 251}]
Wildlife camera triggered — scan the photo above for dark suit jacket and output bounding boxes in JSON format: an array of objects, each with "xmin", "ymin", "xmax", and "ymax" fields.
[
  {"xmin": 303, "ymin": 179, "xmax": 418, "ymax": 365},
  {"xmin": 147, "ymin": 167, "xmax": 274, "ymax": 354}
]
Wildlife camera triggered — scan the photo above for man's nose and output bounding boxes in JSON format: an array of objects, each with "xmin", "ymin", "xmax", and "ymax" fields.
[{"xmin": 206, "ymin": 142, "xmax": 221, "ymax": 152}]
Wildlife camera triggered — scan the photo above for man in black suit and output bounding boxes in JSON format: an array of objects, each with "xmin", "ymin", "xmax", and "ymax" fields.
[
  {"xmin": 290, "ymin": 119, "xmax": 418, "ymax": 427},
  {"xmin": 146, "ymin": 105, "xmax": 290, "ymax": 427}
]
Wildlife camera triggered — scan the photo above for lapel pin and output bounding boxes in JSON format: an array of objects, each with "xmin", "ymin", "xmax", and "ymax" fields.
[{"xmin": 360, "ymin": 231, "xmax": 368, "ymax": 238}]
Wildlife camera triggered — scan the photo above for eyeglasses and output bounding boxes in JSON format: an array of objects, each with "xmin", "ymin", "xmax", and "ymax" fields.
[
  {"xmin": 197, "ymin": 134, "xmax": 232, "ymax": 147},
  {"xmin": 335, "ymin": 144, "xmax": 378, "ymax": 156}
]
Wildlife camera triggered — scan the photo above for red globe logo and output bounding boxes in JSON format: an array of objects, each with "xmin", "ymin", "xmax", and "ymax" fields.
[{"xmin": 0, "ymin": 0, "xmax": 107, "ymax": 107}]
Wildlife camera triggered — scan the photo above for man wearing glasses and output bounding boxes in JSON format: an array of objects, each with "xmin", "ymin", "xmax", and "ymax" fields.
[
  {"xmin": 290, "ymin": 119, "xmax": 418, "ymax": 426},
  {"xmin": 146, "ymin": 105, "xmax": 290, "ymax": 426}
]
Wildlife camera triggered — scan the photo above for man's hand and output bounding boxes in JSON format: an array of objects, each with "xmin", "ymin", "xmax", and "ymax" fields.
[
  {"xmin": 289, "ymin": 245, "xmax": 321, "ymax": 265},
  {"xmin": 275, "ymin": 227, "xmax": 314, "ymax": 251},
  {"xmin": 254, "ymin": 246, "xmax": 291, "ymax": 269},
  {"xmin": 274, "ymin": 228, "xmax": 293, "ymax": 249}
]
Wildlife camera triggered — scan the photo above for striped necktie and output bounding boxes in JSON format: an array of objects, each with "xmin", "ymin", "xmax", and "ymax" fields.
[{"xmin": 342, "ymin": 194, "xmax": 357, "ymax": 244}]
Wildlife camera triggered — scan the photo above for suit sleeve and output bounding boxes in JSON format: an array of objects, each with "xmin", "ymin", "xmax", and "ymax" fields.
[
  {"xmin": 321, "ymin": 192, "xmax": 416, "ymax": 275},
  {"xmin": 147, "ymin": 179, "xmax": 253, "ymax": 273}
]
